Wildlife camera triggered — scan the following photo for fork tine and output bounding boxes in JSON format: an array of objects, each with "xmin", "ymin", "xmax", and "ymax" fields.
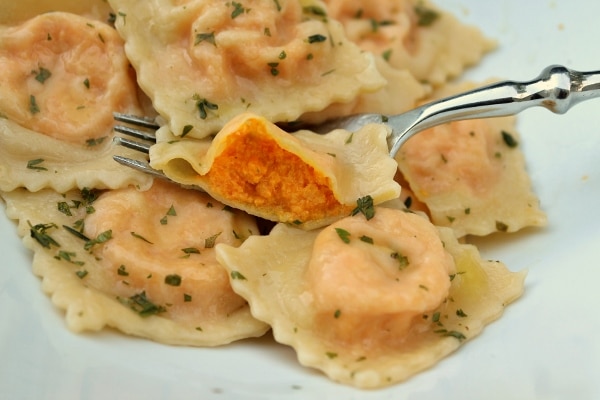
[
  {"xmin": 113, "ymin": 155, "xmax": 168, "ymax": 179},
  {"xmin": 113, "ymin": 112, "xmax": 160, "ymax": 130},
  {"xmin": 113, "ymin": 136, "xmax": 152, "ymax": 154},
  {"xmin": 113, "ymin": 124, "xmax": 157, "ymax": 142}
]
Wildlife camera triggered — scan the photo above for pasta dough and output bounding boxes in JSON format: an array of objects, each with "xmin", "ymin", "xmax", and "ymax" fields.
[
  {"xmin": 0, "ymin": 181, "xmax": 269, "ymax": 346},
  {"xmin": 216, "ymin": 206, "xmax": 525, "ymax": 388},
  {"xmin": 108, "ymin": 0, "xmax": 386, "ymax": 139},
  {"xmin": 0, "ymin": 11, "xmax": 152, "ymax": 192},
  {"xmin": 149, "ymin": 113, "xmax": 401, "ymax": 229},
  {"xmin": 396, "ymin": 83, "xmax": 547, "ymax": 237}
]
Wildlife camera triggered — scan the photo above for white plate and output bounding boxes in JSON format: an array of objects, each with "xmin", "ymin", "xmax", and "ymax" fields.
[{"xmin": 2, "ymin": 1, "xmax": 600, "ymax": 399}]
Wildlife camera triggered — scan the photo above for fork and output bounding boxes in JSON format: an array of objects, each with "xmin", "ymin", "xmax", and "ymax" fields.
[{"xmin": 113, "ymin": 65, "xmax": 600, "ymax": 179}]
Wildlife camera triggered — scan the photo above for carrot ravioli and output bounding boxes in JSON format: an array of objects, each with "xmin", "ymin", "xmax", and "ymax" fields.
[
  {"xmin": 107, "ymin": 0, "xmax": 386, "ymax": 139},
  {"xmin": 149, "ymin": 113, "xmax": 401, "ymax": 229},
  {"xmin": 216, "ymin": 206, "xmax": 525, "ymax": 388},
  {"xmin": 0, "ymin": 180, "xmax": 268, "ymax": 346},
  {"xmin": 0, "ymin": 11, "xmax": 151, "ymax": 192}
]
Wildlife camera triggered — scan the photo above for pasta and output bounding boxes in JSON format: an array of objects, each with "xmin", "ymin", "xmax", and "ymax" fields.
[
  {"xmin": 0, "ymin": 11, "xmax": 152, "ymax": 192},
  {"xmin": 1, "ymin": 181, "xmax": 269, "ymax": 346},
  {"xmin": 149, "ymin": 113, "xmax": 400, "ymax": 229},
  {"xmin": 216, "ymin": 205, "xmax": 525, "ymax": 388},
  {"xmin": 0, "ymin": 0, "xmax": 545, "ymax": 390},
  {"xmin": 107, "ymin": 0, "xmax": 386, "ymax": 139}
]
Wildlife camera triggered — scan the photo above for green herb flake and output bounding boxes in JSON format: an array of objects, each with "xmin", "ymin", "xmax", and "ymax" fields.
[
  {"xmin": 62, "ymin": 224, "xmax": 90, "ymax": 241},
  {"xmin": 86, "ymin": 137, "xmax": 107, "ymax": 147},
  {"xmin": 194, "ymin": 32, "xmax": 216, "ymax": 46},
  {"xmin": 303, "ymin": 6, "xmax": 327, "ymax": 18},
  {"xmin": 359, "ymin": 235, "xmax": 374, "ymax": 244},
  {"xmin": 335, "ymin": 228, "xmax": 351, "ymax": 244},
  {"xmin": 27, "ymin": 158, "xmax": 47, "ymax": 171},
  {"xmin": 496, "ymin": 221, "xmax": 509, "ymax": 232},
  {"xmin": 414, "ymin": 4, "xmax": 440, "ymax": 26},
  {"xmin": 230, "ymin": 1, "xmax": 247, "ymax": 19},
  {"xmin": 29, "ymin": 222, "xmax": 60, "ymax": 249},
  {"xmin": 205, "ymin": 232, "xmax": 222, "ymax": 248},
  {"xmin": 333, "ymin": 309, "xmax": 341, "ymax": 319},
  {"xmin": 456, "ymin": 309, "xmax": 468, "ymax": 318},
  {"xmin": 193, "ymin": 95, "xmax": 219, "ymax": 119},
  {"xmin": 57, "ymin": 202, "xmax": 72, "ymax": 216},
  {"xmin": 29, "ymin": 95, "xmax": 40, "ymax": 114},
  {"xmin": 382, "ymin": 49, "xmax": 393, "ymax": 62},
  {"xmin": 34, "ymin": 67, "xmax": 52, "ymax": 84},
  {"xmin": 307, "ymin": 34, "xmax": 327, "ymax": 44},
  {"xmin": 181, "ymin": 247, "xmax": 201, "ymax": 256},
  {"xmin": 75, "ymin": 269, "xmax": 89, "ymax": 279},
  {"xmin": 117, "ymin": 265, "xmax": 129, "ymax": 276},
  {"xmin": 230, "ymin": 271, "xmax": 247, "ymax": 280},
  {"xmin": 167, "ymin": 204, "xmax": 177, "ymax": 216},
  {"xmin": 351, "ymin": 195, "xmax": 375, "ymax": 220},
  {"xmin": 55, "ymin": 250, "xmax": 84, "ymax": 266},
  {"xmin": 122, "ymin": 291, "xmax": 165, "ymax": 317},
  {"xmin": 391, "ymin": 251, "xmax": 409, "ymax": 269},
  {"xmin": 84, "ymin": 230, "xmax": 113, "ymax": 251},
  {"xmin": 130, "ymin": 231, "xmax": 153, "ymax": 244},
  {"xmin": 181, "ymin": 124, "xmax": 194, "ymax": 137},
  {"xmin": 165, "ymin": 274, "xmax": 182, "ymax": 286},
  {"xmin": 83, "ymin": 78, "xmax": 90, "ymax": 89},
  {"xmin": 325, "ymin": 352, "xmax": 338, "ymax": 359},
  {"xmin": 501, "ymin": 130, "xmax": 519, "ymax": 148}
]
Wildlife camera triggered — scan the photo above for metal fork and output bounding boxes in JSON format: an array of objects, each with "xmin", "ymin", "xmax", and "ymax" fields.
[{"xmin": 113, "ymin": 65, "xmax": 600, "ymax": 178}]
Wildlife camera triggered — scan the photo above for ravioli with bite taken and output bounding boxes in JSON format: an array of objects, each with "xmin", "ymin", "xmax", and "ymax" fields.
[{"xmin": 149, "ymin": 113, "xmax": 401, "ymax": 229}]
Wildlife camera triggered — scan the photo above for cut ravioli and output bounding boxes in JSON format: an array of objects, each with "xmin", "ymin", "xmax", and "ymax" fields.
[
  {"xmin": 108, "ymin": 0, "xmax": 386, "ymax": 138},
  {"xmin": 323, "ymin": 0, "xmax": 495, "ymax": 86},
  {"xmin": 0, "ymin": 180, "xmax": 269, "ymax": 346},
  {"xmin": 216, "ymin": 206, "xmax": 525, "ymax": 388},
  {"xmin": 150, "ymin": 113, "xmax": 400, "ymax": 229},
  {"xmin": 395, "ymin": 83, "xmax": 547, "ymax": 237},
  {"xmin": 0, "ymin": 12, "xmax": 151, "ymax": 192}
]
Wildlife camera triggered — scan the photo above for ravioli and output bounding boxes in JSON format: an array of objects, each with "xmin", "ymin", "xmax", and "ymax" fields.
[
  {"xmin": 0, "ymin": 181, "xmax": 269, "ymax": 346},
  {"xmin": 395, "ymin": 83, "xmax": 547, "ymax": 237},
  {"xmin": 216, "ymin": 206, "xmax": 525, "ymax": 388},
  {"xmin": 0, "ymin": 12, "xmax": 151, "ymax": 192},
  {"xmin": 323, "ymin": 0, "xmax": 495, "ymax": 86},
  {"xmin": 107, "ymin": 0, "xmax": 386, "ymax": 139},
  {"xmin": 149, "ymin": 113, "xmax": 401, "ymax": 229}
]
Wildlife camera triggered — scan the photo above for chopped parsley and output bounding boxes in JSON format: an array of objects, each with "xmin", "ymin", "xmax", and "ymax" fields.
[
  {"xmin": 230, "ymin": 271, "xmax": 247, "ymax": 280},
  {"xmin": 83, "ymin": 78, "xmax": 90, "ymax": 89},
  {"xmin": 195, "ymin": 32, "xmax": 216, "ymax": 46},
  {"xmin": 55, "ymin": 250, "xmax": 85, "ymax": 266},
  {"xmin": 130, "ymin": 231, "xmax": 153, "ymax": 244},
  {"xmin": 335, "ymin": 228, "xmax": 351, "ymax": 244},
  {"xmin": 85, "ymin": 137, "xmax": 107, "ymax": 147},
  {"xmin": 391, "ymin": 251, "xmax": 409, "ymax": 269},
  {"xmin": 33, "ymin": 67, "xmax": 52, "ymax": 84},
  {"xmin": 121, "ymin": 292, "xmax": 165, "ymax": 317},
  {"xmin": 29, "ymin": 222, "xmax": 60, "ymax": 249},
  {"xmin": 165, "ymin": 274, "xmax": 182, "ymax": 286},
  {"xmin": 414, "ymin": 4, "xmax": 440, "ymax": 26},
  {"xmin": 117, "ymin": 265, "xmax": 129, "ymax": 276},
  {"xmin": 182, "ymin": 247, "xmax": 201, "ymax": 256},
  {"xmin": 62, "ymin": 224, "xmax": 90, "ymax": 241},
  {"xmin": 205, "ymin": 232, "xmax": 222, "ymax": 248},
  {"xmin": 359, "ymin": 235, "xmax": 374, "ymax": 244},
  {"xmin": 27, "ymin": 158, "xmax": 47, "ymax": 171},
  {"xmin": 75, "ymin": 270, "xmax": 89, "ymax": 279},
  {"xmin": 501, "ymin": 130, "xmax": 519, "ymax": 148},
  {"xmin": 193, "ymin": 95, "xmax": 219, "ymax": 119},
  {"xmin": 181, "ymin": 125, "xmax": 193, "ymax": 137},
  {"xmin": 84, "ymin": 229, "xmax": 113, "ymax": 251},
  {"xmin": 496, "ymin": 221, "xmax": 509, "ymax": 232},
  {"xmin": 29, "ymin": 95, "xmax": 40, "ymax": 114},
  {"xmin": 307, "ymin": 34, "xmax": 327, "ymax": 43},
  {"xmin": 230, "ymin": 2, "xmax": 247, "ymax": 19},
  {"xmin": 351, "ymin": 195, "xmax": 375, "ymax": 220}
]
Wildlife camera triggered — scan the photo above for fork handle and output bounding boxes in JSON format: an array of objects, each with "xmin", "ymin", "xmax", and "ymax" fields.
[{"xmin": 388, "ymin": 65, "xmax": 600, "ymax": 156}]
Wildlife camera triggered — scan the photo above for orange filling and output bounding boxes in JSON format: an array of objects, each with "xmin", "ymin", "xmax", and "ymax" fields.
[{"xmin": 205, "ymin": 119, "xmax": 350, "ymax": 223}]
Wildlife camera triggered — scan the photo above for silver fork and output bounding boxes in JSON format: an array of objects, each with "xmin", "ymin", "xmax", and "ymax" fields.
[{"xmin": 113, "ymin": 65, "xmax": 600, "ymax": 179}]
